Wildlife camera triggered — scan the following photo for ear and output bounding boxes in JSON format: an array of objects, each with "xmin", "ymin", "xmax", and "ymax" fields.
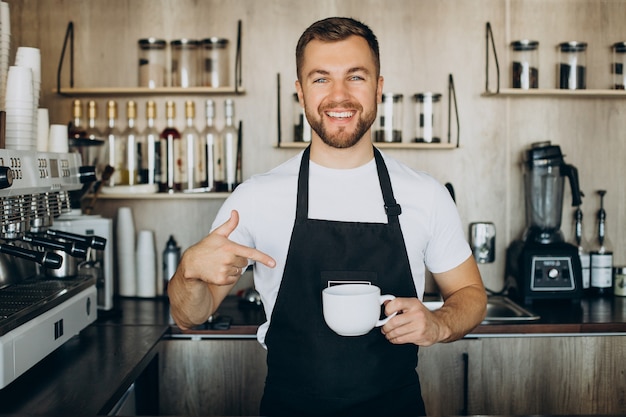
[
  {"xmin": 376, "ymin": 76, "xmax": 384, "ymax": 104},
  {"xmin": 295, "ymin": 80, "xmax": 304, "ymax": 108}
]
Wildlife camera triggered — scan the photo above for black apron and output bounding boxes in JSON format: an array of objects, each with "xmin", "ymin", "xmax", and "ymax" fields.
[{"xmin": 260, "ymin": 146, "xmax": 426, "ymax": 417}]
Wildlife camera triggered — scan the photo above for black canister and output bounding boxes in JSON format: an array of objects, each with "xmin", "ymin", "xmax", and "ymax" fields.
[{"xmin": 163, "ymin": 235, "xmax": 181, "ymax": 292}]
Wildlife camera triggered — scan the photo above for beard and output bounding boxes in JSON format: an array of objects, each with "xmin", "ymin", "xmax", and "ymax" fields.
[{"xmin": 305, "ymin": 100, "xmax": 377, "ymax": 149}]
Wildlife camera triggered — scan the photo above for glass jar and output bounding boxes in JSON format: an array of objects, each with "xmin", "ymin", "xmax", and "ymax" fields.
[
  {"xmin": 171, "ymin": 39, "xmax": 200, "ymax": 88},
  {"xmin": 612, "ymin": 42, "xmax": 626, "ymax": 90},
  {"xmin": 201, "ymin": 37, "xmax": 230, "ymax": 87},
  {"xmin": 558, "ymin": 41, "xmax": 587, "ymax": 90},
  {"xmin": 412, "ymin": 92, "xmax": 442, "ymax": 143},
  {"xmin": 510, "ymin": 40, "xmax": 539, "ymax": 89},
  {"xmin": 138, "ymin": 38, "xmax": 167, "ymax": 88},
  {"xmin": 292, "ymin": 93, "xmax": 311, "ymax": 142},
  {"xmin": 374, "ymin": 93, "xmax": 403, "ymax": 143}
]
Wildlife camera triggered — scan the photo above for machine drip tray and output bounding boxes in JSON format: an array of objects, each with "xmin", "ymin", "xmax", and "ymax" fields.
[{"xmin": 0, "ymin": 276, "xmax": 96, "ymax": 336}]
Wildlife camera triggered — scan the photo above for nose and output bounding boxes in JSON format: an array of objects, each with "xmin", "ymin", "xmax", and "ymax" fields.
[{"xmin": 328, "ymin": 79, "xmax": 351, "ymax": 102}]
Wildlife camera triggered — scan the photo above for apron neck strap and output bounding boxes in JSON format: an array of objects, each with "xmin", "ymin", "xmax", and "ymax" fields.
[{"xmin": 296, "ymin": 145, "xmax": 402, "ymax": 223}]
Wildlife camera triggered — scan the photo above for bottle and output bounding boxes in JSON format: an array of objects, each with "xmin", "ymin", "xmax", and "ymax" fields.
[
  {"xmin": 571, "ymin": 206, "xmax": 591, "ymax": 295},
  {"xmin": 201, "ymin": 99, "xmax": 219, "ymax": 190},
  {"xmin": 181, "ymin": 100, "xmax": 205, "ymax": 190},
  {"xmin": 103, "ymin": 100, "xmax": 126, "ymax": 186},
  {"xmin": 122, "ymin": 100, "xmax": 140, "ymax": 185},
  {"xmin": 590, "ymin": 190, "xmax": 613, "ymax": 296},
  {"xmin": 162, "ymin": 235, "xmax": 181, "ymax": 294},
  {"xmin": 139, "ymin": 100, "xmax": 162, "ymax": 186},
  {"xmin": 159, "ymin": 101, "xmax": 181, "ymax": 192},
  {"xmin": 69, "ymin": 99, "xmax": 86, "ymax": 139},
  {"xmin": 84, "ymin": 100, "xmax": 105, "ymax": 174},
  {"xmin": 85, "ymin": 100, "xmax": 101, "ymax": 141},
  {"xmin": 221, "ymin": 99, "xmax": 239, "ymax": 191}
]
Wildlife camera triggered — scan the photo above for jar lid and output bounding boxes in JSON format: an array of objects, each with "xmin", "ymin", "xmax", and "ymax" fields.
[
  {"xmin": 511, "ymin": 40, "xmax": 539, "ymax": 51},
  {"xmin": 202, "ymin": 37, "xmax": 229, "ymax": 48},
  {"xmin": 381, "ymin": 93, "xmax": 403, "ymax": 102},
  {"xmin": 413, "ymin": 92, "xmax": 442, "ymax": 102},
  {"xmin": 171, "ymin": 39, "xmax": 200, "ymax": 48},
  {"xmin": 138, "ymin": 38, "xmax": 167, "ymax": 49},
  {"xmin": 559, "ymin": 41, "xmax": 587, "ymax": 52},
  {"xmin": 613, "ymin": 42, "xmax": 626, "ymax": 53}
]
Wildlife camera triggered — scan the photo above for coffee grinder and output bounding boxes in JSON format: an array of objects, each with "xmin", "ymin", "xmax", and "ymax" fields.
[{"xmin": 507, "ymin": 141, "xmax": 584, "ymax": 304}]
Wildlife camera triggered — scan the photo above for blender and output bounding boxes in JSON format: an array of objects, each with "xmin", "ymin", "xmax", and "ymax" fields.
[{"xmin": 507, "ymin": 141, "xmax": 584, "ymax": 304}]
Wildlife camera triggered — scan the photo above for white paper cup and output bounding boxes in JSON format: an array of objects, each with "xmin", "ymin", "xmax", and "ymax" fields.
[
  {"xmin": 116, "ymin": 207, "xmax": 137, "ymax": 297},
  {"xmin": 48, "ymin": 123, "xmax": 68, "ymax": 153},
  {"xmin": 136, "ymin": 229, "xmax": 157, "ymax": 298},
  {"xmin": 322, "ymin": 284, "xmax": 397, "ymax": 336},
  {"xmin": 36, "ymin": 108, "xmax": 48, "ymax": 151}
]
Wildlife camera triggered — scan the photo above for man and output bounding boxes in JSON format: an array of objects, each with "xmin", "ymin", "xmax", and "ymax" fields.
[{"xmin": 168, "ymin": 16, "xmax": 487, "ymax": 416}]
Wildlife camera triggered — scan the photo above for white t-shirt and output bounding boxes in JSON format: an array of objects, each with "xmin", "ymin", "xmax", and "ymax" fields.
[{"xmin": 210, "ymin": 150, "xmax": 471, "ymax": 345}]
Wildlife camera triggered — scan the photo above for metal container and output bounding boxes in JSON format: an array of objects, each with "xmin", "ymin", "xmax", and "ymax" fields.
[{"xmin": 470, "ymin": 222, "xmax": 496, "ymax": 263}]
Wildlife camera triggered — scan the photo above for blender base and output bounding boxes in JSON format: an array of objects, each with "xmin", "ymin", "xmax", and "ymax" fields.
[{"xmin": 506, "ymin": 240, "xmax": 583, "ymax": 305}]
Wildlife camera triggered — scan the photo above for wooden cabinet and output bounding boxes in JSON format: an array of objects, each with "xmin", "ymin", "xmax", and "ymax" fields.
[
  {"xmin": 158, "ymin": 339, "xmax": 267, "ymax": 416},
  {"xmin": 159, "ymin": 335, "xmax": 626, "ymax": 416},
  {"xmin": 419, "ymin": 335, "xmax": 626, "ymax": 416}
]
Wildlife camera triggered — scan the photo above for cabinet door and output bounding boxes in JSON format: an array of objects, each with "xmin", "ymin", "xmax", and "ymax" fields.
[
  {"xmin": 159, "ymin": 339, "xmax": 267, "ymax": 416},
  {"xmin": 417, "ymin": 339, "xmax": 481, "ymax": 416},
  {"xmin": 470, "ymin": 336, "xmax": 626, "ymax": 415}
]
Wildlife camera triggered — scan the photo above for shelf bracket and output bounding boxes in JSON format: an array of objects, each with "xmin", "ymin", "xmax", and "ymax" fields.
[
  {"xmin": 448, "ymin": 73, "xmax": 460, "ymax": 148},
  {"xmin": 234, "ymin": 19, "xmax": 243, "ymax": 94},
  {"xmin": 56, "ymin": 21, "xmax": 74, "ymax": 97},
  {"xmin": 485, "ymin": 22, "xmax": 500, "ymax": 94}
]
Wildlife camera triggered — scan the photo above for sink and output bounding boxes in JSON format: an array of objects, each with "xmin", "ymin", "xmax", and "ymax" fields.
[
  {"xmin": 422, "ymin": 294, "xmax": 540, "ymax": 323},
  {"xmin": 483, "ymin": 295, "xmax": 540, "ymax": 323}
]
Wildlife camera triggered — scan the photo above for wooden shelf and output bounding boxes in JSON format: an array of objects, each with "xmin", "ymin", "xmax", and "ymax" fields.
[
  {"xmin": 275, "ymin": 141, "xmax": 458, "ymax": 150},
  {"xmin": 54, "ymin": 86, "xmax": 245, "ymax": 96},
  {"xmin": 482, "ymin": 88, "xmax": 626, "ymax": 98},
  {"xmin": 92, "ymin": 191, "xmax": 231, "ymax": 200}
]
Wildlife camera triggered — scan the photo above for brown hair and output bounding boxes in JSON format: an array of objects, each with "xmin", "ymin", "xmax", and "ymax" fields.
[{"xmin": 295, "ymin": 17, "xmax": 380, "ymax": 81}]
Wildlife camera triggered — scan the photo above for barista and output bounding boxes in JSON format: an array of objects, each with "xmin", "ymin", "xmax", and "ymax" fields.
[{"xmin": 168, "ymin": 16, "xmax": 487, "ymax": 416}]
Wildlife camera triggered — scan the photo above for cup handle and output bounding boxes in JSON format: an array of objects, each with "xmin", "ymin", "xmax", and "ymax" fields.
[{"xmin": 376, "ymin": 294, "xmax": 396, "ymax": 327}]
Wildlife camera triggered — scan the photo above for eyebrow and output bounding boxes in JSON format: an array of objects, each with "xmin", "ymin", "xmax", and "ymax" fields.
[{"xmin": 306, "ymin": 66, "xmax": 372, "ymax": 79}]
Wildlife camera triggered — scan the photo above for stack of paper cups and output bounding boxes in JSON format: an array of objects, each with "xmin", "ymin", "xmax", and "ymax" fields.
[
  {"xmin": 116, "ymin": 207, "xmax": 137, "ymax": 297},
  {"xmin": 136, "ymin": 229, "xmax": 157, "ymax": 298},
  {"xmin": 15, "ymin": 46, "xmax": 40, "ymax": 136},
  {"xmin": 0, "ymin": 2, "xmax": 11, "ymax": 110},
  {"xmin": 4, "ymin": 65, "xmax": 34, "ymax": 149}
]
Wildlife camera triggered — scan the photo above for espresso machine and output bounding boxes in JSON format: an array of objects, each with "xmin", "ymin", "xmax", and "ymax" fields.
[
  {"xmin": 507, "ymin": 141, "xmax": 584, "ymax": 304},
  {"xmin": 0, "ymin": 149, "xmax": 102, "ymax": 389}
]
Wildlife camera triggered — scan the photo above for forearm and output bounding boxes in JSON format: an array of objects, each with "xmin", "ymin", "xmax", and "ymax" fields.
[
  {"xmin": 433, "ymin": 284, "xmax": 487, "ymax": 342},
  {"xmin": 167, "ymin": 272, "xmax": 216, "ymax": 330}
]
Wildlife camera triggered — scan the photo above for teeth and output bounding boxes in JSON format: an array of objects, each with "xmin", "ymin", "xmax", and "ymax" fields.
[{"xmin": 327, "ymin": 111, "xmax": 353, "ymax": 118}]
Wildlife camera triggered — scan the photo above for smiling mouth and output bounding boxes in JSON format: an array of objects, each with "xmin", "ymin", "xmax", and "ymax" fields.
[{"xmin": 326, "ymin": 110, "xmax": 355, "ymax": 119}]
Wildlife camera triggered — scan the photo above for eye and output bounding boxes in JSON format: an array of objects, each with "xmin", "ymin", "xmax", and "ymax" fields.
[
  {"xmin": 349, "ymin": 75, "xmax": 365, "ymax": 81},
  {"xmin": 313, "ymin": 77, "xmax": 328, "ymax": 84}
]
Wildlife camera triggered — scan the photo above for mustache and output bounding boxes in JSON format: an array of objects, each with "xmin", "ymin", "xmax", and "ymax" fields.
[{"xmin": 319, "ymin": 101, "xmax": 363, "ymax": 112}]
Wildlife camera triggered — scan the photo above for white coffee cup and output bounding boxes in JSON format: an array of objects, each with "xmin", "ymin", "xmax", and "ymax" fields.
[{"xmin": 322, "ymin": 284, "xmax": 396, "ymax": 337}]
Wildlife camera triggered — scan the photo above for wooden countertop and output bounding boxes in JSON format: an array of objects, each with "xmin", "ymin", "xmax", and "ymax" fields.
[
  {"xmin": 173, "ymin": 294, "xmax": 626, "ymax": 337},
  {"xmin": 0, "ymin": 295, "xmax": 624, "ymax": 416}
]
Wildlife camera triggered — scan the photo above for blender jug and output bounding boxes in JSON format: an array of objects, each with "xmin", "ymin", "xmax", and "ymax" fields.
[{"xmin": 523, "ymin": 141, "xmax": 582, "ymax": 243}]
